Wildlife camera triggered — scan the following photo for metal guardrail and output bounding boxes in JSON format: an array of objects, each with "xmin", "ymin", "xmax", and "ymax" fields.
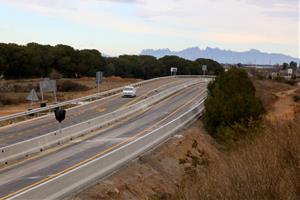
[
  {"xmin": 0, "ymin": 77, "xmax": 169, "ymax": 123},
  {"xmin": 8, "ymin": 93, "xmax": 207, "ymax": 200},
  {"xmin": 0, "ymin": 79, "xmax": 208, "ymax": 165},
  {"xmin": 0, "ymin": 75, "xmax": 214, "ymax": 124}
]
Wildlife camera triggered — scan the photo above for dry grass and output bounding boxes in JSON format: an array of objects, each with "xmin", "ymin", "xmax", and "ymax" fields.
[
  {"xmin": 71, "ymin": 79, "xmax": 299, "ymax": 200},
  {"xmin": 176, "ymin": 117, "xmax": 300, "ymax": 200},
  {"xmin": 253, "ymin": 79, "xmax": 292, "ymax": 110},
  {"xmin": 0, "ymin": 76, "xmax": 140, "ymax": 114}
]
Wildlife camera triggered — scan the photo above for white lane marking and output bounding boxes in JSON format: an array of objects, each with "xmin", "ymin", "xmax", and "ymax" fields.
[{"xmin": 85, "ymin": 138, "xmax": 128, "ymax": 143}]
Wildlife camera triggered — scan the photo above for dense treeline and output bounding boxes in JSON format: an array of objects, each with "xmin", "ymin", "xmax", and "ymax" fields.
[{"xmin": 0, "ymin": 43, "xmax": 223, "ymax": 79}]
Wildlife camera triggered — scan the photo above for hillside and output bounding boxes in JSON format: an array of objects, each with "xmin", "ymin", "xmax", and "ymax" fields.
[
  {"xmin": 141, "ymin": 47, "xmax": 300, "ymax": 65},
  {"xmin": 72, "ymin": 79, "xmax": 300, "ymax": 200}
]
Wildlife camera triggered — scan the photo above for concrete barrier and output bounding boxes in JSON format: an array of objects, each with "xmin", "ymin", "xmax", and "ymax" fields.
[
  {"xmin": 9, "ymin": 95, "xmax": 206, "ymax": 200},
  {"xmin": 0, "ymin": 79, "xmax": 209, "ymax": 165}
]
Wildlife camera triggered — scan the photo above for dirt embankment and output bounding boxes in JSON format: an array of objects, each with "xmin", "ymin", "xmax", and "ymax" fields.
[{"xmin": 72, "ymin": 80, "xmax": 300, "ymax": 200}]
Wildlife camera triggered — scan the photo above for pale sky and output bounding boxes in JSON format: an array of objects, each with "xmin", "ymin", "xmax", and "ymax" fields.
[{"xmin": 0, "ymin": 0, "xmax": 299, "ymax": 57}]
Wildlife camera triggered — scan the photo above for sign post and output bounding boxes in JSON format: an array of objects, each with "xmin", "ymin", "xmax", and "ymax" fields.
[
  {"xmin": 39, "ymin": 79, "xmax": 57, "ymax": 104},
  {"xmin": 26, "ymin": 89, "xmax": 39, "ymax": 110},
  {"xmin": 54, "ymin": 107, "xmax": 66, "ymax": 136},
  {"xmin": 202, "ymin": 65, "xmax": 207, "ymax": 75},
  {"xmin": 96, "ymin": 71, "xmax": 103, "ymax": 96},
  {"xmin": 170, "ymin": 67, "xmax": 178, "ymax": 76}
]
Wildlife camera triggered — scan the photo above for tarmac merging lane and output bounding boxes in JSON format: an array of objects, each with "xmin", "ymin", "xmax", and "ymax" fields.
[
  {"xmin": 0, "ymin": 82, "xmax": 207, "ymax": 199},
  {"xmin": 0, "ymin": 77, "xmax": 195, "ymax": 147}
]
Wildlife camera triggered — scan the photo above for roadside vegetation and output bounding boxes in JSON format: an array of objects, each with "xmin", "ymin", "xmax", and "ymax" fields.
[
  {"xmin": 175, "ymin": 70, "xmax": 299, "ymax": 200},
  {"xmin": 0, "ymin": 42, "xmax": 223, "ymax": 80},
  {"xmin": 177, "ymin": 118, "xmax": 299, "ymax": 200},
  {"xmin": 72, "ymin": 69, "xmax": 299, "ymax": 200},
  {"xmin": 203, "ymin": 68, "xmax": 265, "ymax": 146},
  {"xmin": 0, "ymin": 77, "xmax": 139, "ymax": 116}
]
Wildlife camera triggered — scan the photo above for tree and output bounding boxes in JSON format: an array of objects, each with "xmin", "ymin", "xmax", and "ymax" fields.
[
  {"xmin": 289, "ymin": 61, "xmax": 298, "ymax": 70},
  {"xmin": 0, "ymin": 42, "xmax": 224, "ymax": 80},
  {"xmin": 282, "ymin": 62, "xmax": 289, "ymax": 70},
  {"xmin": 195, "ymin": 58, "xmax": 224, "ymax": 75},
  {"xmin": 159, "ymin": 56, "xmax": 194, "ymax": 75},
  {"xmin": 204, "ymin": 68, "xmax": 265, "ymax": 142}
]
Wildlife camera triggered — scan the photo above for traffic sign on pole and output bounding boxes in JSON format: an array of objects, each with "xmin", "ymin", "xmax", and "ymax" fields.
[
  {"xmin": 26, "ymin": 89, "xmax": 39, "ymax": 109},
  {"xmin": 202, "ymin": 65, "xmax": 207, "ymax": 75},
  {"xmin": 54, "ymin": 108, "xmax": 66, "ymax": 123},
  {"xmin": 170, "ymin": 67, "xmax": 178, "ymax": 76},
  {"xmin": 96, "ymin": 71, "xmax": 103, "ymax": 95}
]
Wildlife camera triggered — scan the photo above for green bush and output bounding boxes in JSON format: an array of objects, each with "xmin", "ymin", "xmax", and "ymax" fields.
[{"xmin": 203, "ymin": 68, "xmax": 265, "ymax": 143}]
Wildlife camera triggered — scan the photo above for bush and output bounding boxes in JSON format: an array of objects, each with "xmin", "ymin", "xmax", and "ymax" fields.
[
  {"xmin": 177, "ymin": 118, "xmax": 300, "ymax": 200},
  {"xmin": 293, "ymin": 95, "xmax": 300, "ymax": 102},
  {"xmin": 0, "ymin": 94, "xmax": 24, "ymax": 105},
  {"xmin": 204, "ymin": 68, "xmax": 265, "ymax": 144},
  {"xmin": 285, "ymin": 80, "xmax": 297, "ymax": 86},
  {"xmin": 57, "ymin": 80, "xmax": 89, "ymax": 92},
  {"xmin": 274, "ymin": 76, "xmax": 285, "ymax": 82},
  {"xmin": 49, "ymin": 69, "xmax": 63, "ymax": 80}
]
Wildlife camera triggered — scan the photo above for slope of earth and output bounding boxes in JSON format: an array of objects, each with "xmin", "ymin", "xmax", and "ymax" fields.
[{"xmin": 72, "ymin": 80, "xmax": 300, "ymax": 200}]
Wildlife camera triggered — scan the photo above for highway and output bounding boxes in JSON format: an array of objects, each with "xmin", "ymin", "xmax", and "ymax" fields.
[
  {"xmin": 0, "ymin": 77, "xmax": 192, "ymax": 147},
  {"xmin": 0, "ymin": 80, "xmax": 207, "ymax": 199}
]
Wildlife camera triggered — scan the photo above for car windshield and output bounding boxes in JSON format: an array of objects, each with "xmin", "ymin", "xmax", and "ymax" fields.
[{"xmin": 124, "ymin": 87, "xmax": 133, "ymax": 91}]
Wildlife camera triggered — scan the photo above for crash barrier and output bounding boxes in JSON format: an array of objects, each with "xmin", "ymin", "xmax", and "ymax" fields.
[
  {"xmin": 0, "ymin": 79, "xmax": 209, "ymax": 165},
  {"xmin": 9, "ymin": 94, "xmax": 206, "ymax": 200},
  {"xmin": 0, "ymin": 75, "xmax": 214, "ymax": 124}
]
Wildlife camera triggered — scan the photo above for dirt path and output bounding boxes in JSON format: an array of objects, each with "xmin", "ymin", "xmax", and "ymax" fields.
[{"xmin": 266, "ymin": 88, "xmax": 298, "ymax": 122}]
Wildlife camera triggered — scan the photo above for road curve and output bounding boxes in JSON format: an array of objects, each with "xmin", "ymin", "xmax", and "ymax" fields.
[
  {"xmin": 0, "ymin": 77, "xmax": 194, "ymax": 147},
  {"xmin": 0, "ymin": 82, "xmax": 207, "ymax": 199}
]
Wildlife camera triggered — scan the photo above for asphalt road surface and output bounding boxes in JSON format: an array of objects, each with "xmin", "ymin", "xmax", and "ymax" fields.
[
  {"xmin": 0, "ymin": 81, "xmax": 207, "ymax": 199},
  {"xmin": 0, "ymin": 77, "xmax": 195, "ymax": 147}
]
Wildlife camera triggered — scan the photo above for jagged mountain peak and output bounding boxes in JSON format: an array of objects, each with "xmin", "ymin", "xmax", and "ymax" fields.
[{"xmin": 140, "ymin": 47, "xmax": 299, "ymax": 65}]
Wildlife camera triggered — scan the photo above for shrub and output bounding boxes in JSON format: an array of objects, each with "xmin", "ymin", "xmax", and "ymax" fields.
[
  {"xmin": 285, "ymin": 80, "xmax": 297, "ymax": 86},
  {"xmin": 274, "ymin": 76, "xmax": 285, "ymax": 82},
  {"xmin": 49, "ymin": 69, "xmax": 63, "ymax": 80},
  {"xmin": 203, "ymin": 68, "xmax": 265, "ymax": 143},
  {"xmin": 57, "ymin": 80, "xmax": 89, "ymax": 92},
  {"xmin": 293, "ymin": 95, "xmax": 300, "ymax": 102},
  {"xmin": 177, "ymin": 118, "xmax": 300, "ymax": 200},
  {"xmin": 0, "ymin": 94, "xmax": 24, "ymax": 105}
]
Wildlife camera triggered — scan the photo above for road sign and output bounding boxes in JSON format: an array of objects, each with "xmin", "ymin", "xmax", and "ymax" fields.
[
  {"xmin": 287, "ymin": 68, "xmax": 293, "ymax": 76},
  {"xmin": 96, "ymin": 71, "xmax": 103, "ymax": 95},
  {"xmin": 96, "ymin": 71, "xmax": 103, "ymax": 84},
  {"xmin": 170, "ymin": 67, "xmax": 177, "ymax": 73},
  {"xmin": 26, "ymin": 89, "xmax": 39, "ymax": 102},
  {"xmin": 39, "ymin": 79, "xmax": 57, "ymax": 93},
  {"xmin": 39, "ymin": 79, "xmax": 57, "ymax": 103},
  {"xmin": 170, "ymin": 67, "xmax": 177, "ymax": 76},
  {"xmin": 55, "ymin": 108, "xmax": 66, "ymax": 123},
  {"xmin": 202, "ymin": 65, "xmax": 207, "ymax": 75}
]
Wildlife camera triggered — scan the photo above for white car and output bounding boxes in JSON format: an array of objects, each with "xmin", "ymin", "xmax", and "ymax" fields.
[{"xmin": 122, "ymin": 86, "xmax": 136, "ymax": 98}]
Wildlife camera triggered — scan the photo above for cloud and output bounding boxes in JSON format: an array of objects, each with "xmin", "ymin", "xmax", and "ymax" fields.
[{"xmin": 0, "ymin": 0, "xmax": 298, "ymax": 56}]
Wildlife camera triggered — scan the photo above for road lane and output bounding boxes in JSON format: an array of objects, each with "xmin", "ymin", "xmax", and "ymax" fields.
[
  {"xmin": 0, "ymin": 83, "xmax": 207, "ymax": 199},
  {"xmin": 0, "ymin": 78, "xmax": 194, "ymax": 147}
]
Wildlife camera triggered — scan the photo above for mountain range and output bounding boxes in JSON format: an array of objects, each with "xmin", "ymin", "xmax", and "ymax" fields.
[{"xmin": 140, "ymin": 47, "xmax": 299, "ymax": 65}]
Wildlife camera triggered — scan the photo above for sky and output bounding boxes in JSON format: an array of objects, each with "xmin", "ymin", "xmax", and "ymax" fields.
[{"xmin": 0, "ymin": 0, "xmax": 299, "ymax": 57}]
